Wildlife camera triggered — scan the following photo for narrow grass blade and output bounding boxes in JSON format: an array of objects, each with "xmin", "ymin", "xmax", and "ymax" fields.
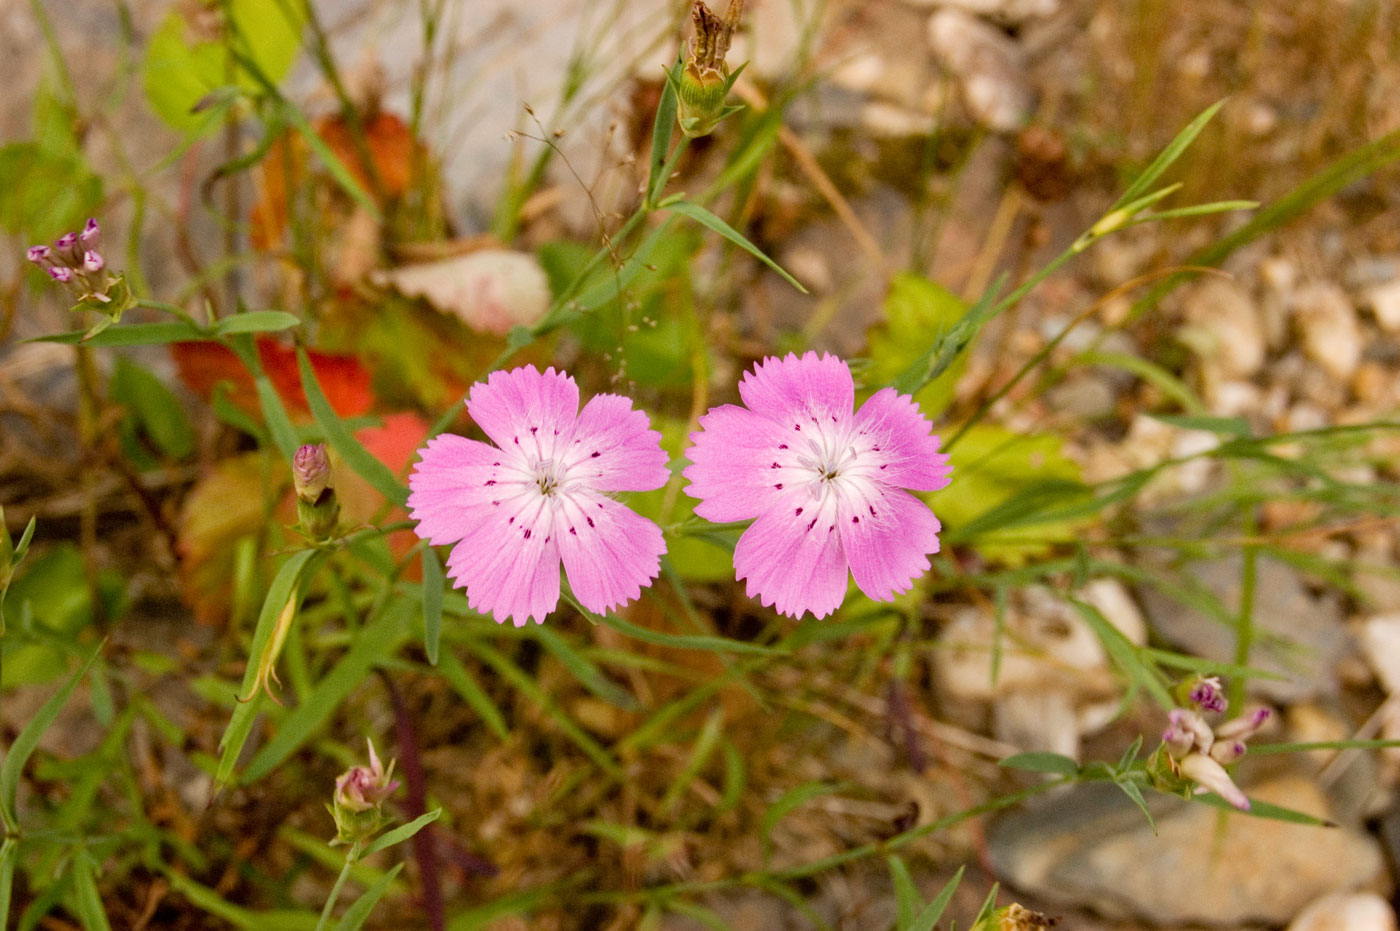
[
  {"xmin": 32, "ymin": 322, "xmax": 205, "ymax": 347},
  {"xmin": 68, "ymin": 851, "xmax": 113, "ymax": 931},
  {"xmin": 216, "ymin": 549, "xmax": 317, "ymax": 788},
  {"xmin": 437, "ymin": 651, "xmax": 510, "ymax": 741},
  {"xmin": 333, "ymin": 863, "xmax": 404, "ymax": 931},
  {"xmin": 998, "ymin": 751, "xmax": 1079, "ymax": 775},
  {"xmin": 472, "ymin": 641, "xmax": 623, "ymax": 779},
  {"xmin": 886, "ymin": 854, "xmax": 919, "ymax": 928},
  {"xmin": 1070, "ymin": 599, "xmax": 1173, "ymax": 710},
  {"xmin": 591, "ymin": 610, "xmax": 783, "ymax": 656},
  {"xmin": 907, "ymin": 865, "xmax": 964, "ymax": 931},
  {"xmin": 165, "ymin": 870, "xmax": 319, "ymax": 930},
  {"xmin": 1112, "ymin": 99, "xmax": 1225, "ymax": 210},
  {"xmin": 361, "ymin": 809, "xmax": 442, "ymax": 858},
  {"xmin": 665, "ymin": 199, "xmax": 807, "ymax": 293},
  {"xmin": 0, "ymin": 643, "xmax": 102, "ymax": 827},
  {"xmin": 420, "ymin": 547, "xmax": 443, "ymax": 665},
  {"xmin": 533, "ymin": 625, "xmax": 639, "ymax": 712},
  {"xmin": 0, "ymin": 839, "xmax": 15, "ymax": 926},
  {"xmin": 230, "ymin": 335, "xmax": 301, "ymax": 460},
  {"xmin": 760, "ymin": 782, "xmax": 843, "ymax": 866},
  {"xmin": 659, "ymin": 707, "xmax": 724, "ymax": 814},
  {"xmin": 280, "ymin": 102, "xmax": 382, "ymax": 222},
  {"xmin": 1192, "ymin": 792, "xmax": 1332, "ymax": 826},
  {"xmin": 297, "ymin": 348, "xmax": 408, "ymax": 506},
  {"xmin": 243, "ymin": 603, "xmax": 408, "ymax": 781}
]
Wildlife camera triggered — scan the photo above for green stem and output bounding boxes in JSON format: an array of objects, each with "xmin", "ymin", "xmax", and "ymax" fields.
[
  {"xmin": 1232, "ymin": 505, "xmax": 1259, "ymax": 711},
  {"xmin": 314, "ymin": 843, "xmax": 361, "ymax": 931}
]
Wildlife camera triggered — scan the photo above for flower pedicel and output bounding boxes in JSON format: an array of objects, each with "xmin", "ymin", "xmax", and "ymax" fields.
[
  {"xmin": 408, "ymin": 365, "xmax": 669, "ymax": 626},
  {"xmin": 684, "ymin": 351, "xmax": 952, "ymax": 618}
]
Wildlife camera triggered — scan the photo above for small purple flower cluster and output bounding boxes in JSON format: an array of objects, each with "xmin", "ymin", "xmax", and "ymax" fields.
[
  {"xmin": 406, "ymin": 352, "xmax": 953, "ymax": 626},
  {"xmin": 27, "ymin": 219, "xmax": 112, "ymax": 302},
  {"xmin": 1160, "ymin": 676, "xmax": 1271, "ymax": 810}
]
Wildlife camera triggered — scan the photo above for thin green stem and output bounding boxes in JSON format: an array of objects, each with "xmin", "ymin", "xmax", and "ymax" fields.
[
  {"xmin": 1232, "ymin": 504, "xmax": 1259, "ymax": 711},
  {"xmin": 314, "ymin": 843, "xmax": 361, "ymax": 931}
]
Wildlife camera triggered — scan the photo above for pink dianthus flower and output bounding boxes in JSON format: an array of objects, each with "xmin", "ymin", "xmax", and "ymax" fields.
[
  {"xmin": 408, "ymin": 365, "xmax": 669, "ymax": 626},
  {"xmin": 683, "ymin": 352, "xmax": 952, "ymax": 618}
]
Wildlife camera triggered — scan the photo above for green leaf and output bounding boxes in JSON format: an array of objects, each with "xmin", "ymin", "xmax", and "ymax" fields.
[
  {"xmin": 215, "ymin": 549, "xmax": 317, "ymax": 788},
  {"xmin": 142, "ymin": 0, "xmax": 305, "ymax": 133},
  {"xmin": 109, "ymin": 357, "xmax": 195, "ymax": 460},
  {"xmin": 864, "ymin": 274, "xmax": 969, "ymax": 421},
  {"xmin": 228, "ymin": 335, "xmax": 300, "ymax": 460},
  {"xmin": 0, "ymin": 643, "xmax": 101, "ymax": 828},
  {"xmin": 333, "ymin": 863, "xmax": 404, "ymax": 931},
  {"xmin": 215, "ymin": 310, "xmax": 302, "ymax": 336},
  {"xmin": 243, "ymin": 602, "xmax": 408, "ymax": 781},
  {"xmin": 1248, "ymin": 738, "xmax": 1400, "ymax": 755},
  {"xmin": 436, "ymin": 651, "xmax": 510, "ymax": 742},
  {"xmin": 665, "ymin": 199, "xmax": 807, "ymax": 293},
  {"xmin": 648, "ymin": 59, "xmax": 681, "ymax": 205},
  {"xmin": 1115, "ymin": 778, "xmax": 1156, "ymax": 833},
  {"xmin": 0, "ymin": 141, "xmax": 103, "ymax": 239},
  {"xmin": 68, "ymin": 850, "xmax": 113, "ymax": 931},
  {"xmin": 421, "ymin": 547, "xmax": 443, "ymax": 665},
  {"xmin": 907, "ymin": 866, "xmax": 963, "ymax": 931},
  {"xmin": 277, "ymin": 100, "xmax": 381, "ymax": 221},
  {"xmin": 998, "ymin": 751, "xmax": 1079, "ymax": 775},
  {"xmin": 32, "ymin": 322, "xmax": 206, "ymax": 347},
  {"xmin": 760, "ymin": 782, "xmax": 844, "ymax": 865},
  {"xmin": 164, "ymin": 870, "xmax": 319, "ymax": 929},
  {"xmin": 360, "ymin": 809, "xmax": 443, "ymax": 858},
  {"xmin": 297, "ymin": 348, "xmax": 408, "ymax": 506},
  {"xmin": 930, "ymin": 425, "xmax": 1091, "ymax": 566}
]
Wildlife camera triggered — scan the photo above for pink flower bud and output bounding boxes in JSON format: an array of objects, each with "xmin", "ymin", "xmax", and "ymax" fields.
[
  {"xmin": 1215, "ymin": 706, "xmax": 1271, "ymax": 742},
  {"xmin": 26, "ymin": 245, "xmax": 53, "ymax": 267},
  {"xmin": 48, "ymin": 266, "xmax": 74, "ymax": 284},
  {"xmin": 53, "ymin": 232, "xmax": 80, "ymax": 262},
  {"xmin": 293, "ymin": 444, "xmax": 332, "ymax": 503},
  {"xmin": 333, "ymin": 740, "xmax": 399, "ymax": 813},
  {"xmin": 79, "ymin": 218, "xmax": 101, "ymax": 248},
  {"xmin": 83, "ymin": 250, "xmax": 105, "ymax": 274},
  {"xmin": 1209, "ymin": 739, "xmax": 1247, "ymax": 766}
]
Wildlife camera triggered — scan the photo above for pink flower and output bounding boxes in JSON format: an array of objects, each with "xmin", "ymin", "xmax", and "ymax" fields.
[
  {"xmin": 408, "ymin": 365, "xmax": 669, "ymax": 626},
  {"xmin": 683, "ymin": 352, "xmax": 951, "ymax": 618}
]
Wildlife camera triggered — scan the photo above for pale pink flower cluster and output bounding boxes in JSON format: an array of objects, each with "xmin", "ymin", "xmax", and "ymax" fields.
[
  {"xmin": 1162, "ymin": 680, "xmax": 1271, "ymax": 811},
  {"xmin": 408, "ymin": 353, "xmax": 951, "ymax": 626},
  {"xmin": 27, "ymin": 219, "xmax": 111, "ymax": 302}
]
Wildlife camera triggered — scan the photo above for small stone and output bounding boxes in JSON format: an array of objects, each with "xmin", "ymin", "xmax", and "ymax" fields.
[
  {"xmin": 1287, "ymin": 892, "xmax": 1398, "ymax": 931},
  {"xmin": 1361, "ymin": 613, "xmax": 1400, "ymax": 694},
  {"xmin": 1294, "ymin": 282, "xmax": 1362, "ymax": 381},
  {"xmin": 927, "ymin": 10, "xmax": 1032, "ymax": 132},
  {"xmin": 901, "ymin": 0, "xmax": 1061, "ymax": 23},
  {"xmin": 1365, "ymin": 278, "xmax": 1400, "ymax": 333},
  {"xmin": 989, "ymin": 775, "xmax": 1386, "ymax": 926},
  {"xmin": 1183, "ymin": 278, "xmax": 1266, "ymax": 379}
]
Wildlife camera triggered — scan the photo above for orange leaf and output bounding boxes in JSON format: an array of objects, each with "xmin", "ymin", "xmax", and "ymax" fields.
[{"xmin": 170, "ymin": 339, "xmax": 374, "ymax": 419}]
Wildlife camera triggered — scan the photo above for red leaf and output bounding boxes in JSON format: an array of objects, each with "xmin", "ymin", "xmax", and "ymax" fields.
[{"xmin": 170, "ymin": 339, "xmax": 374, "ymax": 418}]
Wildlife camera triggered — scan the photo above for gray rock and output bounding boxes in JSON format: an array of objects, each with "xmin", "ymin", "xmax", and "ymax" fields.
[
  {"xmin": 989, "ymin": 776, "xmax": 1386, "ymax": 926},
  {"xmin": 1136, "ymin": 553, "xmax": 1347, "ymax": 703}
]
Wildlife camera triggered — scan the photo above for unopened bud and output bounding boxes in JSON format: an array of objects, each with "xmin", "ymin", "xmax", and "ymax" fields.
[
  {"xmin": 53, "ymin": 232, "xmax": 80, "ymax": 263},
  {"xmin": 79, "ymin": 218, "xmax": 101, "ymax": 249},
  {"xmin": 27, "ymin": 245, "xmax": 53, "ymax": 267},
  {"xmin": 293, "ymin": 444, "xmax": 340, "ymax": 541},
  {"xmin": 293, "ymin": 444, "xmax": 332, "ymax": 503},
  {"xmin": 1179, "ymin": 751, "xmax": 1250, "ymax": 811},
  {"xmin": 83, "ymin": 250, "xmax": 105, "ymax": 274},
  {"xmin": 49, "ymin": 266, "xmax": 74, "ymax": 284},
  {"xmin": 1186, "ymin": 675, "xmax": 1227, "ymax": 713},
  {"xmin": 330, "ymin": 739, "xmax": 400, "ymax": 846}
]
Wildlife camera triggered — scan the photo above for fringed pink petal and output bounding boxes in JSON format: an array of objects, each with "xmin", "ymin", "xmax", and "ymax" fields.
[
  {"xmin": 555, "ymin": 492, "xmax": 665, "ymax": 615},
  {"xmin": 737, "ymin": 352, "xmax": 854, "ymax": 424},
  {"xmin": 466, "ymin": 365, "xmax": 579, "ymax": 454},
  {"xmin": 837, "ymin": 486, "xmax": 940, "ymax": 602},
  {"xmin": 565, "ymin": 393, "xmax": 670, "ymax": 492},
  {"xmin": 682, "ymin": 404, "xmax": 794, "ymax": 522},
  {"xmin": 854, "ymin": 388, "xmax": 952, "ymax": 491},
  {"xmin": 407, "ymin": 434, "xmax": 504, "ymax": 546},
  {"xmin": 446, "ymin": 494, "xmax": 560, "ymax": 625},
  {"xmin": 733, "ymin": 506, "xmax": 848, "ymax": 619}
]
